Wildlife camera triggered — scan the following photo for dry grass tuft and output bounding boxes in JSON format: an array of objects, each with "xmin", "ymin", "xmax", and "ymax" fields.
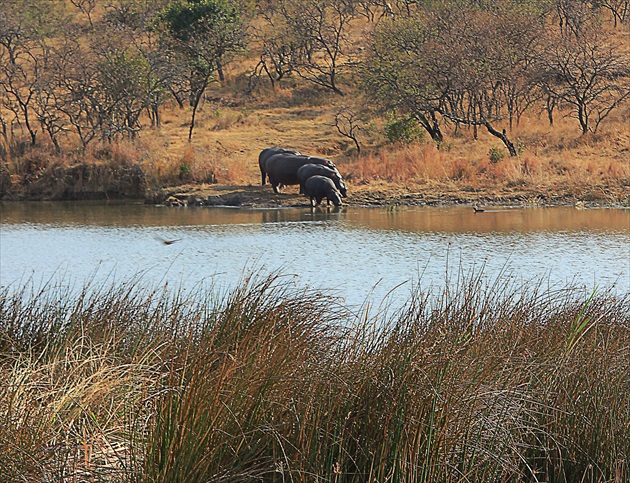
[{"xmin": 1, "ymin": 273, "xmax": 629, "ymax": 481}]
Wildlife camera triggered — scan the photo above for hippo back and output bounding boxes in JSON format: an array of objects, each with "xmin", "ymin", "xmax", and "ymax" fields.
[
  {"xmin": 297, "ymin": 163, "xmax": 347, "ymax": 197},
  {"xmin": 266, "ymin": 154, "xmax": 335, "ymax": 187},
  {"xmin": 304, "ymin": 175, "xmax": 342, "ymax": 206},
  {"xmin": 258, "ymin": 147, "xmax": 300, "ymax": 185}
]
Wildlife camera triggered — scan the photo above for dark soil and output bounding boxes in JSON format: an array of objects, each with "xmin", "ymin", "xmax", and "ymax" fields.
[{"xmin": 146, "ymin": 182, "xmax": 630, "ymax": 209}]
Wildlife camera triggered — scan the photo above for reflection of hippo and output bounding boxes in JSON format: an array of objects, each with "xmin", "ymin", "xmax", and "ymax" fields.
[
  {"xmin": 258, "ymin": 147, "xmax": 300, "ymax": 185},
  {"xmin": 297, "ymin": 163, "xmax": 347, "ymax": 197},
  {"xmin": 304, "ymin": 175, "xmax": 343, "ymax": 207},
  {"xmin": 265, "ymin": 153, "xmax": 335, "ymax": 194}
]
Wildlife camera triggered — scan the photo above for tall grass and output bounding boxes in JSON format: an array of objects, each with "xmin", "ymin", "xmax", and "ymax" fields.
[{"xmin": 1, "ymin": 274, "xmax": 628, "ymax": 482}]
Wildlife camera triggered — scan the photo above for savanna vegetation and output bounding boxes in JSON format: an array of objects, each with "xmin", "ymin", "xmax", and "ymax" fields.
[
  {"xmin": 2, "ymin": 2, "xmax": 629, "ymax": 481},
  {"xmin": 1, "ymin": 273, "xmax": 629, "ymax": 481},
  {"xmin": 0, "ymin": 0, "xmax": 628, "ymax": 204}
]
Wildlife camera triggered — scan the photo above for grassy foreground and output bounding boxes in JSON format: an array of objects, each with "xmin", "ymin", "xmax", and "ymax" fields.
[{"xmin": 0, "ymin": 274, "xmax": 629, "ymax": 482}]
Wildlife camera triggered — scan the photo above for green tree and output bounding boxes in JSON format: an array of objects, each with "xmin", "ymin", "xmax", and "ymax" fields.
[
  {"xmin": 361, "ymin": 0, "xmax": 545, "ymax": 154},
  {"xmin": 96, "ymin": 46, "xmax": 151, "ymax": 139},
  {"xmin": 156, "ymin": 0, "xmax": 246, "ymax": 141}
]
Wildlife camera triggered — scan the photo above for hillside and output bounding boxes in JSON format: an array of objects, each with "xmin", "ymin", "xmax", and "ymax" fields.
[{"xmin": 0, "ymin": 0, "xmax": 628, "ymax": 207}]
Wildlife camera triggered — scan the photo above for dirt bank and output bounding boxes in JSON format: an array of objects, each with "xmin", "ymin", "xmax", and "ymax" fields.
[
  {"xmin": 147, "ymin": 181, "xmax": 629, "ymax": 209},
  {"xmin": 3, "ymin": 159, "xmax": 627, "ymax": 208}
]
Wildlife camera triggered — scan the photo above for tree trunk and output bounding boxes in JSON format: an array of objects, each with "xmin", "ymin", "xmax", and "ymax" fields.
[
  {"xmin": 417, "ymin": 112, "xmax": 443, "ymax": 143},
  {"xmin": 217, "ymin": 62, "xmax": 225, "ymax": 83},
  {"xmin": 188, "ymin": 101, "xmax": 198, "ymax": 142},
  {"xmin": 51, "ymin": 135, "xmax": 61, "ymax": 154},
  {"xmin": 577, "ymin": 103, "xmax": 589, "ymax": 134},
  {"xmin": 23, "ymin": 108, "xmax": 36, "ymax": 146},
  {"xmin": 188, "ymin": 76, "xmax": 209, "ymax": 142},
  {"xmin": 169, "ymin": 87, "xmax": 185, "ymax": 109},
  {"xmin": 330, "ymin": 69, "xmax": 344, "ymax": 96},
  {"xmin": 483, "ymin": 121, "xmax": 517, "ymax": 156},
  {"xmin": 546, "ymin": 95, "xmax": 555, "ymax": 126}
]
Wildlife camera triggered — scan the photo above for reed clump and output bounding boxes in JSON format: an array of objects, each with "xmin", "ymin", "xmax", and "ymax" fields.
[{"xmin": 1, "ymin": 274, "xmax": 628, "ymax": 482}]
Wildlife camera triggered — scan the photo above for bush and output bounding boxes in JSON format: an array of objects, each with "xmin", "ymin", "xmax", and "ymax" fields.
[
  {"xmin": 384, "ymin": 116, "xmax": 425, "ymax": 144},
  {"xmin": 489, "ymin": 146, "xmax": 506, "ymax": 163}
]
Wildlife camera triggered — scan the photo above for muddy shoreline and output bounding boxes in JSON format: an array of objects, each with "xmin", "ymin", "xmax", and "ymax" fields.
[
  {"xmin": 2, "ymin": 176, "xmax": 628, "ymax": 208},
  {"xmin": 146, "ymin": 182, "xmax": 629, "ymax": 209}
]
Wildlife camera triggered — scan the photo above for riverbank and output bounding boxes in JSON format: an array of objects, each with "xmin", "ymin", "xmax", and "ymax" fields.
[
  {"xmin": 2, "ymin": 94, "xmax": 628, "ymax": 210},
  {"xmin": 3, "ymin": 142, "xmax": 627, "ymax": 209},
  {"xmin": 149, "ymin": 180, "xmax": 630, "ymax": 208}
]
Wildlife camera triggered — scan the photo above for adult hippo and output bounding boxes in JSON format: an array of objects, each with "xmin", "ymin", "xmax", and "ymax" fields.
[
  {"xmin": 304, "ymin": 175, "xmax": 343, "ymax": 207},
  {"xmin": 265, "ymin": 153, "xmax": 336, "ymax": 194},
  {"xmin": 297, "ymin": 163, "xmax": 347, "ymax": 197},
  {"xmin": 258, "ymin": 147, "xmax": 300, "ymax": 185}
]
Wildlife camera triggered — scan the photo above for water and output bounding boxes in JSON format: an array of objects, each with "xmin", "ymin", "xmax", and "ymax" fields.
[{"xmin": 1, "ymin": 202, "xmax": 628, "ymax": 309}]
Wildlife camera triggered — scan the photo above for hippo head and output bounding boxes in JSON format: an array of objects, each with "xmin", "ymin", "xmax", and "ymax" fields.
[
  {"xmin": 309, "ymin": 156, "xmax": 336, "ymax": 170},
  {"xmin": 331, "ymin": 172, "xmax": 347, "ymax": 198},
  {"xmin": 337, "ymin": 178, "xmax": 348, "ymax": 197},
  {"xmin": 328, "ymin": 188, "xmax": 343, "ymax": 207}
]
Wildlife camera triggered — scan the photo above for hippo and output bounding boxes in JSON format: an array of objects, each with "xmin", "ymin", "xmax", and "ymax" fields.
[
  {"xmin": 258, "ymin": 147, "xmax": 300, "ymax": 185},
  {"xmin": 297, "ymin": 163, "xmax": 347, "ymax": 197},
  {"xmin": 265, "ymin": 153, "xmax": 336, "ymax": 194},
  {"xmin": 304, "ymin": 175, "xmax": 343, "ymax": 207}
]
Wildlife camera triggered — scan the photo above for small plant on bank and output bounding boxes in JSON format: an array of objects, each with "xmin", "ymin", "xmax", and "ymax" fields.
[
  {"xmin": 178, "ymin": 163, "xmax": 192, "ymax": 181},
  {"xmin": 384, "ymin": 116, "xmax": 425, "ymax": 145},
  {"xmin": 489, "ymin": 146, "xmax": 506, "ymax": 163}
]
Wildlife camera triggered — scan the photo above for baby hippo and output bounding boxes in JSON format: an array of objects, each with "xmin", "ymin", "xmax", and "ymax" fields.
[
  {"xmin": 304, "ymin": 175, "xmax": 343, "ymax": 207},
  {"xmin": 297, "ymin": 163, "xmax": 347, "ymax": 197}
]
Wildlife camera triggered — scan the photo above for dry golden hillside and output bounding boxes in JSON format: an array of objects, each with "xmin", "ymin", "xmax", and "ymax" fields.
[{"xmin": 1, "ymin": 0, "xmax": 628, "ymax": 206}]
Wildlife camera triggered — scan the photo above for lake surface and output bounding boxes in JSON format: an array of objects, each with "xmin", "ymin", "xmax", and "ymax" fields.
[{"xmin": 1, "ymin": 202, "xmax": 628, "ymax": 310}]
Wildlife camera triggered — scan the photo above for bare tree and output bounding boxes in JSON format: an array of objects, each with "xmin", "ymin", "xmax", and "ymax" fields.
[
  {"xmin": 1, "ymin": 5, "xmax": 73, "ymax": 153},
  {"xmin": 69, "ymin": 0, "xmax": 97, "ymax": 29},
  {"xmin": 593, "ymin": 0, "xmax": 630, "ymax": 28},
  {"xmin": 0, "ymin": 15, "xmax": 39, "ymax": 147},
  {"xmin": 361, "ymin": 16, "xmax": 445, "ymax": 142},
  {"xmin": 93, "ymin": 41, "xmax": 150, "ymax": 140},
  {"xmin": 32, "ymin": 42, "xmax": 67, "ymax": 152},
  {"xmin": 52, "ymin": 36, "xmax": 104, "ymax": 150},
  {"xmin": 554, "ymin": 0, "xmax": 598, "ymax": 38},
  {"xmin": 262, "ymin": 0, "xmax": 358, "ymax": 95},
  {"xmin": 249, "ymin": 7, "xmax": 299, "ymax": 88},
  {"xmin": 595, "ymin": 0, "xmax": 629, "ymax": 26},
  {"xmin": 537, "ymin": 32, "xmax": 630, "ymax": 134},
  {"xmin": 362, "ymin": 1, "xmax": 545, "ymax": 154},
  {"xmin": 334, "ymin": 106, "xmax": 366, "ymax": 154}
]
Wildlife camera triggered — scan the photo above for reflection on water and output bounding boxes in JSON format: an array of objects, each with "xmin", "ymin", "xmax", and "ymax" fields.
[{"xmin": 1, "ymin": 202, "xmax": 628, "ymax": 309}]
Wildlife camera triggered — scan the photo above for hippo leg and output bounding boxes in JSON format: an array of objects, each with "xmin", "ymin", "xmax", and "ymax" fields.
[
  {"xmin": 269, "ymin": 176, "xmax": 281, "ymax": 194},
  {"xmin": 261, "ymin": 169, "xmax": 266, "ymax": 185}
]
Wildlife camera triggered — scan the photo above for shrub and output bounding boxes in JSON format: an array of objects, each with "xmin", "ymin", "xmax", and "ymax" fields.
[
  {"xmin": 384, "ymin": 116, "xmax": 425, "ymax": 144},
  {"xmin": 489, "ymin": 146, "xmax": 506, "ymax": 163}
]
